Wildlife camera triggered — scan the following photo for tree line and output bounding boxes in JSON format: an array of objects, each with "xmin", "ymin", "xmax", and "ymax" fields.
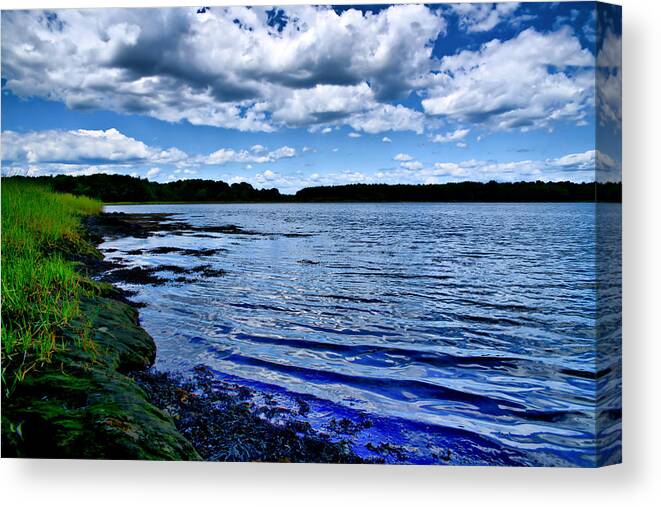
[
  {"xmin": 295, "ymin": 181, "xmax": 622, "ymax": 202},
  {"xmin": 3, "ymin": 174, "xmax": 621, "ymax": 203}
]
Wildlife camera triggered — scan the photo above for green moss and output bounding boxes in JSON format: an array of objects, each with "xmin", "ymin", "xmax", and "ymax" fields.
[{"xmin": 2, "ymin": 295, "xmax": 200, "ymax": 460}]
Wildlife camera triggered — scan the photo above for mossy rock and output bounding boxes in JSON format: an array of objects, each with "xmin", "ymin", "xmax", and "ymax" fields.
[{"xmin": 2, "ymin": 296, "xmax": 200, "ymax": 461}]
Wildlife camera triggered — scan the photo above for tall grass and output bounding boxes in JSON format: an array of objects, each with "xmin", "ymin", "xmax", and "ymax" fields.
[{"xmin": 1, "ymin": 179, "xmax": 102, "ymax": 394}]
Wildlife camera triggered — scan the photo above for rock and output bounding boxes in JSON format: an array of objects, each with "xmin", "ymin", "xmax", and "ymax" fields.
[{"xmin": 1, "ymin": 295, "xmax": 200, "ymax": 460}]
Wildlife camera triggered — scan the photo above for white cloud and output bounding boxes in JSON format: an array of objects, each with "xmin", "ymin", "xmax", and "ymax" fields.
[
  {"xmin": 431, "ymin": 128, "xmax": 470, "ymax": 143},
  {"xmin": 1, "ymin": 128, "xmax": 299, "ymax": 176},
  {"xmin": 202, "ymin": 145, "xmax": 296, "ymax": 165},
  {"xmin": 0, "ymin": 7, "xmax": 600, "ymax": 138},
  {"xmin": 1, "ymin": 128, "xmax": 185, "ymax": 166},
  {"xmin": 268, "ymin": 84, "xmax": 425, "ymax": 134},
  {"xmin": 1, "ymin": 5, "xmax": 445, "ymax": 132},
  {"xmin": 224, "ymin": 149, "xmax": 608, "ymax": 193},
  {"xmin": 456, "ymin": 142, "xmax": 468, "ymax": 149},
  {"xmin": 371, "ymin": 149, "xmax": 604, "ymax": 186},
  {"xmin": 548, "ymin": 149, "xmax": 595, "ymax": 171},
  {"xmin": 346, "ymin": 104, "xmax": 425, "ymax": 135},
  {"xmin": 432, "ymin": 162, "xmax": 468, "ymax": 178},
  {"xmin": 268, "ymin": 83, "xmax": 371, "ymax": 126},
  {"xmin": 269, "ymin": 146, "xmax": 296, "ymax": 159},
  {"xmin": 452, "ymin": 2, "xmax": 521, "ymax": 33},
  {"xmin": 348, "ymin": 132, "xmax": 362, "ymax": 138},
  {"xmin": 400, "ymin": 161, "xmax": 424, "ymax": 170},
  {"xmin": 382, "ymin": 136, "xmax": 392, "ymax": 143},
  {"xmin": 394, "ymin": 153, "xmax": 425, "ymax": 170},
  {"xmin": 422, "ymin": 28, "xmax": 594, "ymax": 131}
]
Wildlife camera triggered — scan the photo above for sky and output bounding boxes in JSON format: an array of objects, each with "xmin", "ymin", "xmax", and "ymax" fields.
[{"xmin": 1, "ymin": 2, "xmax": 621, "ymax": 193}]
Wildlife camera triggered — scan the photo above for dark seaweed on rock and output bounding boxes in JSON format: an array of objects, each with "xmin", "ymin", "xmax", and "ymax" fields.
[
  {"xmin": 85, "ymin": 212, "xmax": 308, "ymax": 242},
  {"xmin": 101, "ymin": 264, "xmax": 226, "ymax": 286},
  {"xmin": 125, "ymin": 246, "xmax": 228, "ymax": 257},
  {"xmin": 132, "ymin": 367, "xmax": 369, "ymax": 463}
]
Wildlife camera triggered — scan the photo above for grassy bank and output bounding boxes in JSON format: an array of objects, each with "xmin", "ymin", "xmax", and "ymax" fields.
[
  {"xmin": 1, "ymin": 180, "xmax": 102, "ymax": 392},
  {"xmin": 1, "ymin": 180, "xmax": 199, "ymax": 459}
]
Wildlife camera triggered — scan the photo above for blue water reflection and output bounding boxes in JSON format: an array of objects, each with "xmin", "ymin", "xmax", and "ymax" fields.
[{"xmin": 101, "ymin": 202, "xmax": 621, "ymax": 466}]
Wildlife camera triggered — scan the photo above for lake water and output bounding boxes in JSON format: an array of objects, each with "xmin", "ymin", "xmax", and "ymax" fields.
[{"xmin": 101, "ymin": 202, "xmax": 621, "ymax": 466}]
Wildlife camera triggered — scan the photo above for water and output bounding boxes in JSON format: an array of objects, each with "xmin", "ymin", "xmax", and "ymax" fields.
[{"xmin": 101, "ymin": 202, "xmax": 622, "ymax": 466}]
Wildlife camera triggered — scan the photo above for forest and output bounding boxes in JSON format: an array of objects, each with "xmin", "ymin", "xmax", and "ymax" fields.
[{"xmin": 4, "ymin": 175, "xmax": 622, "ymax": 203}]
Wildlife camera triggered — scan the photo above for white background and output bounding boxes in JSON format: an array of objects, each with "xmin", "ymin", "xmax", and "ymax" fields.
[{"xmin": 1, "ymin": 1, "xmax": 659, "ymax": 506}]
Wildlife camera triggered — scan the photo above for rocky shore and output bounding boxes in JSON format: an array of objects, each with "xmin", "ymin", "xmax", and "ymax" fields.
[
  {"xmin": 1, "ymin": 289, "xmax": 200, "ymax": 459},
  {"xmin": 2, "ymin": 212, "xmax": 366, "ymax": 462}
]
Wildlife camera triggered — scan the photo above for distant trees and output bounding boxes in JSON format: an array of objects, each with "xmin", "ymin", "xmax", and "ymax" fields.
[
  {"xmin": 295, "ymin": 181, "xmax": 622, "ymax": 203},
  {"xmin": 3, "ymin": 175, "xmax": 621, "ymax": 203},
  {"xmin": 6, "ymin": 174, "xmax": 283, "ymax": 203}
]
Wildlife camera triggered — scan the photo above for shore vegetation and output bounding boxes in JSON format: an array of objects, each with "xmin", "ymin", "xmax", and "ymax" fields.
[
  {"xmin": 1, "ymin": 179, "xmax": 102, "ymax": 393},
  {"xmin": 5, "ymin": 175, "xmax": 622, "ymax": 204}
]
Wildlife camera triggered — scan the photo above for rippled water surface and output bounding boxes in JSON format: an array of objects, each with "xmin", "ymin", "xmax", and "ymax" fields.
[{"xmin": 101, "ymin": 203, "xmax": 621, "ymax": 466}]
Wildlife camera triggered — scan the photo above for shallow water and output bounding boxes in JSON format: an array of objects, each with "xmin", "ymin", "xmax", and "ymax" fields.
[{"xmin": 101, "ymin": 202, "xmax": 621, "ymax": 466}]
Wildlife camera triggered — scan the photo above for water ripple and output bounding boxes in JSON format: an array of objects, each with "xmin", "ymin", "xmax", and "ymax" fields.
[{"xmin": 101, "ymin": 202, "xmax": 621, "ymax": 466}]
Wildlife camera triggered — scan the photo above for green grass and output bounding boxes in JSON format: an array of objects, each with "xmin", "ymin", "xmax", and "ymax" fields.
[{"xmin": 1, "ymin": 179, "xmax": 103, "ymax": 395}]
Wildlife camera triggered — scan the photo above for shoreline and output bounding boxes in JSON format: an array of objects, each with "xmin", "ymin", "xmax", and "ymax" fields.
[
  {"xmin": 104, "ymin": 200, "xmax": 619, "ymax": 206},
  {"xmin": 2, "ymin": 210, "xmax": 368, "ymax": 462},
  {"xmin": 2, "ymin": 211, "xmax": 200, "ymax": 459}
]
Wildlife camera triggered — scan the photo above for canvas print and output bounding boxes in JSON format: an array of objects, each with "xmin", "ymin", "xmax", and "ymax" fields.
[{"xmin": 1, "ymin": 2, "xmax": 621, "ymax": 467}]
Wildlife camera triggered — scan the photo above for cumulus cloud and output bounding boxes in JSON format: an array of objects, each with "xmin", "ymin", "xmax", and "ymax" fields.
[
  {"xmin": 382, "ymin": 136, "xmax": 392, "ymax": 143},
  {"xmin": 200, "ymin": 145, "xmax": 296, "ymax": 165},
  {"xmin": 393, "ymin": 152, "xmax": 424, "ymax": 170},
  {"xmin": 1, "ymin": 128, "xmax": 298, "ymax": 175},
  {"xmin": 431, "ymin": 128, "xmax": 470, "ymax": 143},
  {"xmin": 422, "ymin": 27, "xmax": 594, "ymax": 131},
  {"xmin": 1, "ymin": 5, "xmax": 445, "ymax": 132},
  {"xmin": 1, "ymin": 128, "xmax": 185, "ymax": 165},
  {"xmin": 348, "ymin": 132, "xmax": 362, "ymax": 138},
  {"xmin": 226, "ymin": 149, "xmax": 608, "ymax": 193},
  {"xmin": 376, "ymin": 149, "xmax": 601, "ymax": 186},
  {"xmin": 1, "ymin": 6, "xmax": 602, "ymax": 138},
  {"xmin": 345, "ymin": 103, "xmax": 425, "ymax": 134},
  {"xmin": 452, "ymin": 2, "xmax": 521, "ymax": 33},
  {"xmin": 400, "ymin": 161, "xmax": 424, "ymax": 170}
]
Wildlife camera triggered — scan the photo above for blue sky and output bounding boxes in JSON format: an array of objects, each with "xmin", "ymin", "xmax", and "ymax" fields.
[{"xmin": 1, "ymin": 2, "xmax": 621, "ymax": 193}]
